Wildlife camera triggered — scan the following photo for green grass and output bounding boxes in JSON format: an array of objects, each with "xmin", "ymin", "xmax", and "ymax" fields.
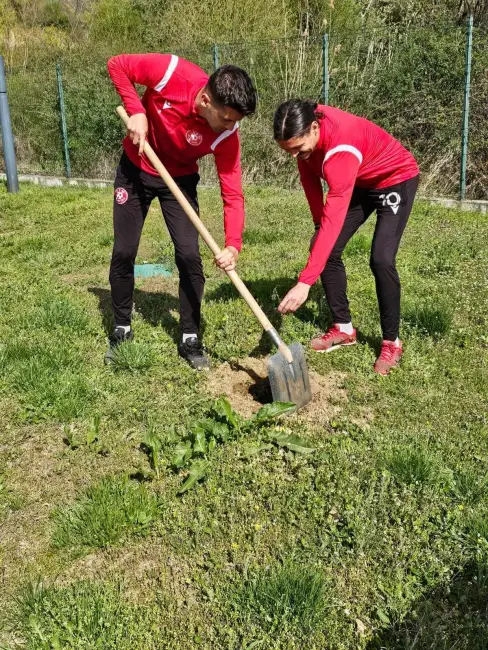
[
  {"xmin": 402, "ymin": 301, "xmax": 453, "ymax": 339},
  {"xmin": 52, "ymin": 476, "xmax": 161, "ymax": 549},
  {"xmin": 371, "ymin": 557, "xmax": 488, "ymax": 649},
  {"xmin": 0, "ymin": 182, "xmax": 487, "ymax": 649},
  {"xmin": 25, "ymin": 291, "xmax": 90, "ymax": 331},
  {"xmin": 9, "ymin": 580, "xmax": 172, "ymax": 649},
  {"xmin": 238, "ymin": 562, "xmax": 328, "ymax": 633},
  {"xmin": 450, "ymin": 469, "xmax": 488, "ymax": 505},
  {"xmin": 109, "ymin": 340, "xmax": 157, "ymax": 372},
  {"xmin": 465, "ymin": 512, "xmax": 488, "ymax": 548},
  {"xmin": 1, "ymin": 339, "xmax": 96, "ymax": 422},
  {"xmin": 384, "ymin": 446, "xmax": 438, "ymax": 486}
]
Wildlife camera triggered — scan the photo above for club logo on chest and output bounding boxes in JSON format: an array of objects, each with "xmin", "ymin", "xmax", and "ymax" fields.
[{"xmin": 186, "ymin": 130, "xmax": 203, "ymax": 146}]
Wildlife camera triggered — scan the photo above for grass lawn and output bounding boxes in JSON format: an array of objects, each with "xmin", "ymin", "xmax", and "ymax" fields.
[{"xmin": 0, "ymin": 181, "xmax": 487, "ymax": 649}]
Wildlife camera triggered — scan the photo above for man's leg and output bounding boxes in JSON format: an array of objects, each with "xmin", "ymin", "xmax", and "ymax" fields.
[
  {"xmin": 312, "ymin": 188, "xmax": 374, "ymax": 352},
  {"xmin": 157, "ymin": 173, "xmax": 209, "ymax": 369},
  {"xmin": 107, "ymin": 155, "xmax": 152, "ymax": 357},
  {"xmin": 369, "ymin": 175, "xmax": 419, "ymax": 374}
]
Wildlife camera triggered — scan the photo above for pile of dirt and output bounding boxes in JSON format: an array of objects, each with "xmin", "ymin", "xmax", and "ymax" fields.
[{"xmin": 205, "ymin": 356, "xmax": 346, "ymax": 423}]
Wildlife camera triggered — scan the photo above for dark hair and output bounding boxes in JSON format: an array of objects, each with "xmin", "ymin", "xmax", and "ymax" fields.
[
  {"xmin": 207, "ymin": 64, "xmax": 257, "ymax": 116},
  {"xmin": 273, "ymin": 99, "xmax": 323, "ymax": 140}
]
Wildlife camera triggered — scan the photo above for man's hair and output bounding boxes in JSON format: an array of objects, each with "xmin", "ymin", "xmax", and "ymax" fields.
[{"xmin": 207, "ymin": 64, "xmax": 257, "ymax": 116}]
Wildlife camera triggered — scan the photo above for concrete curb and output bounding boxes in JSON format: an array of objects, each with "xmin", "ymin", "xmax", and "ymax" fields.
[
  {"xmin": 2, "ymin": 173, "xmax": 488, "ymax": 215},
  {"xmin": 419, "ymin": 195, "xmax": 488, "ymax": 215},
  {"xmin": 0, "ymin": 172, "xmax": 111, "ymax": 189}
]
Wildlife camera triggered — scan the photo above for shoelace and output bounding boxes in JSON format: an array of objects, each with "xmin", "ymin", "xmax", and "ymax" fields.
[
  {"xmin": 321, "ymin": 327, "xmax": 342, "ymax": 342},
  {"xmin": 113, "ymin": 327, "xmax": 129, "ymax": 341},
  {"xmin": 378, "ymin": 342, "xmax": 398, "ymax": 362},
  {"xmin": 185, "ymin": 338, "xmax": 203, "ymax": 352}
]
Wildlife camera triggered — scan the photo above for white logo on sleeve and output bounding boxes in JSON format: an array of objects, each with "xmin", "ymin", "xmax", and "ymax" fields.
[
  {"xmin": 379, "ymin": 192, "xmax": 401, "ymax": 214},
  {"xmin": 163, "ymin": 101, "xmax": 171, "ymax": 109}
]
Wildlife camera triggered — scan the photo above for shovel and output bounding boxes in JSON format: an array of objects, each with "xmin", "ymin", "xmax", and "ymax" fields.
[{"xmin": 116, "ymin": 106, "xmax": 312, "ymax": 410}]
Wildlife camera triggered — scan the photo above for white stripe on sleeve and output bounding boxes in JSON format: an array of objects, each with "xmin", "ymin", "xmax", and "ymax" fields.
[
  {"xmin": 210, "ymin": 122, "xmax": 239, "ymax": 151},
  {"xmin": 154, "ymin": 55, "xmax": 179, "ymax": 91},
  {"xmin": 323, "ymin": 144, "xmax": 363, "ymax": 167}
]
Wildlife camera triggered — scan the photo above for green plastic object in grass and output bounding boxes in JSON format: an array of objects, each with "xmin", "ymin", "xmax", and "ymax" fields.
[{"xmin": 134, "ymin": 263, "xmax": 171, "ymax": 278}]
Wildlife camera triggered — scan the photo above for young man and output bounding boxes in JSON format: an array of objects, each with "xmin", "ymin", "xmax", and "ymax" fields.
[
  {"xmin": 106, "ymin": 53, "xmax": 257, "ymax": 369},
  {"xmin": 274, "ymin": 99, "xmax": 419, "ymax": 375}
]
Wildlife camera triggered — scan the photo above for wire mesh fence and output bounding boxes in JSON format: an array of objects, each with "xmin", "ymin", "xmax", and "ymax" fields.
[
  {"xmin": 6, "ymin": 65, "xmax": 65, "ymax": 177},
  {"xmin": 1, "ymin": 20, "xmax": 487, "ymax": 199},
  {"xmin": 467, "ymin": 26, "xmax": 488, "ymax": 199},
  {"xmin": 328, "ymin": 25, "xmax": 468, "ymax": 198}
]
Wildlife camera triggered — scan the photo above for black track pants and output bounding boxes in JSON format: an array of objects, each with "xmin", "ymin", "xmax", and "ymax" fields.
[
  {"xmin": 320, "ymin": 175, "xmax": 419, "ymax": 341},
  {"xmin": 109, "ymin": 153, "xmax": 204, "ymax": 334}
]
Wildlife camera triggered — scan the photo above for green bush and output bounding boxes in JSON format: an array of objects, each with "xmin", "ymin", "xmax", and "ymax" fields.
[{"xmin": 3, "ymin": 2, "xmax": 488, "ymax": 197}]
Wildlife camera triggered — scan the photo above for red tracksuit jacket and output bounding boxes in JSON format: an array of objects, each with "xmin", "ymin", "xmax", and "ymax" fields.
[
  {"xmin": 108, "ymin": 53, "xmax": 245, "ymax": 251},
  {"xmin": 297, "ymin": 105, "xmax": 419, "ymax": 285}
]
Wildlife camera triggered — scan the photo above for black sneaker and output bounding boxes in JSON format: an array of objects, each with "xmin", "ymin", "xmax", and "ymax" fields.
[
  {"xmin": 104, "ymin": 326, "xmax": 134, "ymax": 364},
  {"xmin": 178, "ymin": 337, "xmax": 211, "ymax": 371}
]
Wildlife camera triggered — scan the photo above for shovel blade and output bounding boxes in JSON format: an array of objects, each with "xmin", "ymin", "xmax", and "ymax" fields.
[{"xmin": 267, "ymin": 342, "xmax": 312, "ymax": 411}]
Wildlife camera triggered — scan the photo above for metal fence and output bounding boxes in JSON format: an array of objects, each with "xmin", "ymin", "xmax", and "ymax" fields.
[{"xmin": 1, "ymin": 16, "xmax": 486, "ymax": 200}]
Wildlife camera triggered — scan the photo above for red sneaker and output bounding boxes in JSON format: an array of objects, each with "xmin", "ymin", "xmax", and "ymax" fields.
[
  {"xmin": 310, "ymin": 325, "xmax": 357, "ymax": 353},
  {"xmin": 374, "ymin": 340, "xmax": 403, "ymax": 375}
]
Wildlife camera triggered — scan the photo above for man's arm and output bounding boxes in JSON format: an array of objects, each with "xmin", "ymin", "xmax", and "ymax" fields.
[
  {"xmin": 107, "ymin": 53, "xmax": 177, "ymax": 154},
  {"xmin": 107, "ymin": 53, "xmax": 177, "ymax": 113},
  {"xmin": 213, "ymin": 129, "xmax": 245, "ymax": 270}
]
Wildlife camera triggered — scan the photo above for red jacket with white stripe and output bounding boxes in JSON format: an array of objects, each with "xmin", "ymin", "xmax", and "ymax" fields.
[
  {"xmin": 297, "ymin": 105, "xmax": 419, "ymax": 285},
  {"xmin": 107, "ymin": 53, "xmax": 245, "ymax": 251}
]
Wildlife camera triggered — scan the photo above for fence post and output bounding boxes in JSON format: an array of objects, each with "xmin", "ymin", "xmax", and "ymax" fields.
[
  {"xmin": 56, "ymin": 63, "xmax": 71, "ymax": 179},
  {"xmin": 0, "ymin": 55, "xmax": 19, "ymax": 193},
  {"xmin": 213, "ymin": 44, "xmax": 219, "ymax": 71},
  {"xmin": 460, "ymin": 13, "xmax": 473, "ymax": 201},
  {"xmin": 322, "ymin": 33, "xmax": 329, "ymax": 104}
]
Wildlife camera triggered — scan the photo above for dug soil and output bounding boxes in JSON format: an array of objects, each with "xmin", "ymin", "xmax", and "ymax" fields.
[{"xmin": 206, "ymin": 356, "xmax": 346, "ymax": 422}]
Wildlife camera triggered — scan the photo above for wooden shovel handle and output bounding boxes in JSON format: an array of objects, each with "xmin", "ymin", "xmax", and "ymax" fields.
[{"xmin": 116, "ymin": 106, "xmax": 292, "ymax": 363}]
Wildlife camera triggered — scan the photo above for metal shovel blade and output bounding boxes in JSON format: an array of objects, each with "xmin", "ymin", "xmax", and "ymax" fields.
[{"xmin": 267, "ymin": 342, "xmax": 312, "ymax": 411}]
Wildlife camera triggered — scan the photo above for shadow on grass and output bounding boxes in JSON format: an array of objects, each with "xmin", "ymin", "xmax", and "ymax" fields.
[
  {"xmin": 90, "ymin": 278, "xmax": 320, "ymax": 355},
  {"xmin": 205, "ymin": 277, "xmax": 317, "ymax": 323},
  {"xmin": 206, "ymin": 277, "xmax": 321, "ymax": 356},
  {"xmin": 88, "ymin": 287, "xmax": 181, "ymax": 343},
  {"xmin": 90, "ymin": 278, "xmax": 386, "ymax": 356},
  {"xmin": 356, "ymin": 330, "xmax": 383, "ymax": 355},
  {"xmin": 368, "ymin": 560, "xmax": 488, "ymax": 649},
  {"xmin": 206, "ymin": 277, "xmax": 388, "ymax": 356}
]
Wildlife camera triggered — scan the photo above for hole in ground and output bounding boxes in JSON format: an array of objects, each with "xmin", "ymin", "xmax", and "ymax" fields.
[
  {"xmin": 229, "ymin": 361, "xmax": 273, "ymax": 405},
  {"xmin": 206, "ymin": 356, "xmax": 348, "ymax": 423}
]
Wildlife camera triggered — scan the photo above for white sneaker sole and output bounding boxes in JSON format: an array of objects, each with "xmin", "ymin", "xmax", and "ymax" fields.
[{"xmin": 312, "ymin": 340, "xmax": 357, "ymax": 353}]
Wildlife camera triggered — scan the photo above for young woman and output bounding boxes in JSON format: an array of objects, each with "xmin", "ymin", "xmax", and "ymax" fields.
[{"xmin": 274, "ymin": 99, "xmax": 419, "ymax": 375}]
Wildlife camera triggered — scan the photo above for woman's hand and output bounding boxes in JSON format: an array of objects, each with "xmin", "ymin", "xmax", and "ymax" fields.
[
  {"xmin": 278, "ymin": 282, "xmax": 310, "ymax": 314},
  {"xmin": 127, "ymin": 113, "xmax": 148, "ymax": 155}
]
